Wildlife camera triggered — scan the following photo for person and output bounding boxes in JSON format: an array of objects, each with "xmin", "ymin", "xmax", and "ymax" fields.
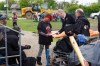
[
  {"xmin": 12, "ymin": 12, "xmax": 18, "ymax": 27},
  {"xmin": 0, "ymin": 54, "xmax": 5, "ymax": 66},
  {"xmin": 97, "ymin": 14, "xmax": 100, "ymax": 39},
  {"xmin": 56, "ymin": 9, "xmax": 75, "ymax": 34},
  {"xmin": 52, "ymin": 9, "xmax": 90, "ymax": 66},
  {"xmin": 37, "ymin": 14, "xmax": 53, "ymax": 66},
  {"xmin": 0, "ymin": 15, "xmax": 31, "ymax": 65},
  {"xmin": 0, "ymin": 26, "xmax": 31, "ymax": 65},
  {"xmin": 75, "ymin": 8, "xmax": 90, "ymax": 36},
  {"xmin": 0, "ymin": 14, "xmax": 7, "ymax": 25}
]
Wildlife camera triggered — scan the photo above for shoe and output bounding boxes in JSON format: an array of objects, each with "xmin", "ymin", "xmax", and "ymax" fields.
[{"xmin": 37, "ymin": 57, "xmax": 42, "ymax": 65}]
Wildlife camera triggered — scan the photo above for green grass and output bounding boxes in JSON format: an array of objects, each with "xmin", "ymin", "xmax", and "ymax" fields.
[
  {"xmin": 7, "ymin": 18, "xmax": 98, "ymax": 32},
  {"xmin": 89, "ymin": 18, "xmax": 98, "ymax": 30},
  {"xmin": 6, "ymin": 18, "xmax": 98, "ymax": 42},
  {"xmin": 7, "ymin": 19, "xmax": 62, "ymax": 32}
]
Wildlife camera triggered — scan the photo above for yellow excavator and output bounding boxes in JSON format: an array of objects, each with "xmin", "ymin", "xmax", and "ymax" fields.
[{"xmin": 21, "ymin": 3, "xmax": 53, "ymax": 19}]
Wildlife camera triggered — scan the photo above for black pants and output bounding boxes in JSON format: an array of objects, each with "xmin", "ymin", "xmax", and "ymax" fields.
[
  {"xmin": 8, "ymin": 51, "xmax": 26, "ymax": 65},
  {"xmin": 13, "ymin": 22, "xmax": 17, "ymax": 27},
  {"xmin": 7, "ymin": 35, "xmax": 26, "ymax": 65},
  {"xmin": 0, "ymin": 35, "xmax": 27, "ymax": 65}
]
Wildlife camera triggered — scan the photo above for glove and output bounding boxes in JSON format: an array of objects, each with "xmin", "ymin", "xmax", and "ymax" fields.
[{"xmin": 67, "ymin": 31, "xmax": 73, "ymax": 36}]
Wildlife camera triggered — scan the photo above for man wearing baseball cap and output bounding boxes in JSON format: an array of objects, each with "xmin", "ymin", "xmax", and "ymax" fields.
[
  {"xmin": 0, "ymin": 14, "xmax": 7, "ymax": 25},
  {"xmin": 37, "ymin": 14, "xmax": 53, "ymax": 66},
  {"xmin": 0, "ymin": 14, "xmax": 6, "ymax": 66}
]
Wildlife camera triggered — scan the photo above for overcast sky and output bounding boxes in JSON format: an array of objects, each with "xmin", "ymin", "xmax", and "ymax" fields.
[
  {"xmin": 0, "ymin": 0, "xmax": 98, "ymax": 5},
  {"xmin": 56, "ymin": 0, "xmax": 98, "ymax": 5}
]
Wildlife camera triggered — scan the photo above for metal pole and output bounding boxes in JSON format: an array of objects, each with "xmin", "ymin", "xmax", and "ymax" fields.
[
  {"xmin": 4, "ymin": 26, "xmax": 8, "ymax": 66},
  {"xmin": 0, "ymin": 24, "xmax": 24, "ymax": 35},
  {"xmin": 6, "ymin": 0, "xmax": 8, "ymax": 17},
  {"xmin": 19, "ymin": 29, "xmax": 22, "ymax": 66}
]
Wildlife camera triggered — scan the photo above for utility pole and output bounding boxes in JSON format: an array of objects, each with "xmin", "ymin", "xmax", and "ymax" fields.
[
  {"xmin": 63, "ymin": 0, "xmax": 65, "ymax": 9},
  {"xmin": 6, "ymin": 0, "xmax": 8, "ymax": 18}
]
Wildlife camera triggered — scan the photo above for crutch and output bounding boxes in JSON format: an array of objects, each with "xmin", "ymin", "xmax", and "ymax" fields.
[{"xmin": 69, "ymin": 36, "xmax": 89, "ymax": 66}]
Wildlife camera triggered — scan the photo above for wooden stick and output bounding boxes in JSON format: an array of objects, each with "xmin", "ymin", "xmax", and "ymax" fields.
[{"xmin": 69, "ymin": 36, "xmax": 88, "ymax": 66}]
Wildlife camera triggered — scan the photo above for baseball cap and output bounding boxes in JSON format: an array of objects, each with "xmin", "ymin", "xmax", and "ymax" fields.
[{"xmin": 0, "ymin": 14, "xmax": 7, "ymax": 20}]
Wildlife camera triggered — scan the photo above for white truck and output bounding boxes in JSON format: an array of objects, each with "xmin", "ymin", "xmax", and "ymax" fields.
[{"xmin": 90, "ymin": 11, "xmax": 100, "ymax": 19}]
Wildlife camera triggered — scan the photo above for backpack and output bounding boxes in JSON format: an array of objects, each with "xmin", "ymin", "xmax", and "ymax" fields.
[
  {"xmin": 22, "ymin": 57, "xmax": 36, "ymax": 66},
  {"xmin": 53, "ymin": 37, "xmax": 73, "ymax": 53}
]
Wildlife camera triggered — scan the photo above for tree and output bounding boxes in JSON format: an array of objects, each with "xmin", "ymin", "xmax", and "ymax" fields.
[
  {"xmin": 35, "ymin": 0, "xmax": 44, "ymax": 5},
  {"xmin": 19, "ymin": 0, "xmax": 33, "ymax": 8},
  {"xmin": 8, "ymin": 0, "xmax": 16, "ymax": 9},
  {"xmin": 46, "ymin": 0, "xmax": 58, "ymax": 9},
  {"xmin": 0, "ymin": 2, "xmax": 5, "ymax": 10}
]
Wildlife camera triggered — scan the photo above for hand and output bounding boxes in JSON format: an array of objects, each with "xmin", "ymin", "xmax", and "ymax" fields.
[
  {"xmin": 84, "ymin": 60, "xmax": 89, "ymax": 66},
  {"xmin": 46, "ymin": 34, "xmax": 52, "ymax": 37},
  {"xmin": 67, "ymin": 31, "xmax": 73, "ymax": 36},
  {"xmin": 55, "ymin": 32, "xmax": 60, "ymax": 35},
  {"xmin": 52, "ymin": 34, "xmax": 60, "ymax": 38},
  {"xmin": 68, "ymin": 31, "xmax": 72, "ymax": 34},
  {"xmin": 52, "ymin": 35, "xmax": 57, "ymax": 38},
  {"xmin": 51, "ymin": 31, "xmax": 59, "ymax": 35}
]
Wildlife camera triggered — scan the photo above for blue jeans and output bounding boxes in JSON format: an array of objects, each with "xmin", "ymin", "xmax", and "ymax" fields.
[
  {"xmin": 0, "ymin": 55, "xmax": 5, "ymax": 65},
  {"xmin": 37, "ymin": 44, "xmax": 50, "ymax": 66}
]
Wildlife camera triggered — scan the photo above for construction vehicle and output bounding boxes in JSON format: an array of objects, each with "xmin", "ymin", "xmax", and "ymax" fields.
[{"xmin": 21, "ymin": 3, "xmax": 53, "ymax": 19}]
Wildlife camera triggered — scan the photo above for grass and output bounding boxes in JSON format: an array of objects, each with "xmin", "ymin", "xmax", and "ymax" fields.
[
  {"xmin": 7, "ymin": 18, "xmax": 98, "ymax": 32},
  {"xmin": 7, "ymin": 18, "xmax": 98, "ymax": 42},
  {"xmin": 7, "ymin": 19, "xmax": 62, "ymax": 32}
]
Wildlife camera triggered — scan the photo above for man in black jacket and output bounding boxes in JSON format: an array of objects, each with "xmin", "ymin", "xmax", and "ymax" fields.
[
  {"xmin": 75, "ymin": 8, "xmax": 90, "ymax": 36},
  {"xmin": 56, "ymin": 9, "xmax": 75, "ymax": 34},
  {"xmin": 0, "ymin": 15, "xmax": 30, "ymax": 65}
]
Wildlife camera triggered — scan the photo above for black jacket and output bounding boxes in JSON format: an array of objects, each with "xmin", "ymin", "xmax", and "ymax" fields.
[
  {"xmin": 37, "ymin": 21, "xmax": 53, "ymax": 45},
  {"xmin": 59, "ymin": 13, "xmax": 75, "ymax": 33},
  {"xmin": 75, "ymin": 16, "xmax": 90, "ymax": 36}
]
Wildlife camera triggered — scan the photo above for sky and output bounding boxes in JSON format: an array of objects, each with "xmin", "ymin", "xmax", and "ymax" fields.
[
  {"xmin": 0, "ymin": 0, "xmax": 98, "ymax": 5},
  {"xmin": 56, "ymin": 0, "xmax": 98, "ymax": 5}
]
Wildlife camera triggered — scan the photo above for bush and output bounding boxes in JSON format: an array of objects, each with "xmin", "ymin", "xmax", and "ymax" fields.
[
  {"xmin": 66, "ymin": 3, "xmax": 100, "ymax": 17},
  {"xmin": 20, "ymin": 0, "xmax": 32, "ymax": 8},
  {"xmin": 66, "ymin": 4, "xmax": 79, "ymax": 14},
  {"xmin": 83, "ymin": 3, "xmax": 100, "ymax": 17},
  {"xmin": 0, "ymin": 2, "xmax": 6, "ymax": 10}
]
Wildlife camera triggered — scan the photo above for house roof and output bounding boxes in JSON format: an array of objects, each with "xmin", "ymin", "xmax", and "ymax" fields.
[{"xmin": 11, "ymin": 4, "xmax": 20, "ymax": 9}]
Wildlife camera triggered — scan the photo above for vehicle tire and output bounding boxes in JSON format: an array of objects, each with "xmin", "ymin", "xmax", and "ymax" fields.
[
  {"xmin": 93, "ymin": 15, "xmax": 98, "ymax": 19},
  {"xmin": 25, "ymin": 12, "xmax": 33, "ymax": 19}
]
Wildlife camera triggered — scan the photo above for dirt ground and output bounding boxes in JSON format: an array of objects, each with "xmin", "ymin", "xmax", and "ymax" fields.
[{"xmin": 21, "ymin": 31, "xmax": 56, "ymax": 66}]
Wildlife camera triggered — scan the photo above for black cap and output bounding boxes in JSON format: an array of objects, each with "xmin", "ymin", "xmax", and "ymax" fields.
[{"xmin": 0, "ymin": 14, "xmax": 7, "ymax": 20}]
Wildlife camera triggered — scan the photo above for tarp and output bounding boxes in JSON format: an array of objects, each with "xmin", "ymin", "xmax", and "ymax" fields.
[{"xmin": 68, "ymin": 41, "xmax": 100, "ymax": 66}]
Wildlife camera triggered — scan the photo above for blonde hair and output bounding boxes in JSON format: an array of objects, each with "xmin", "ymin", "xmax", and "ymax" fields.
[{"xmin": 75, "ymin": 8, "xmax": 84, "ymax": 15}]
